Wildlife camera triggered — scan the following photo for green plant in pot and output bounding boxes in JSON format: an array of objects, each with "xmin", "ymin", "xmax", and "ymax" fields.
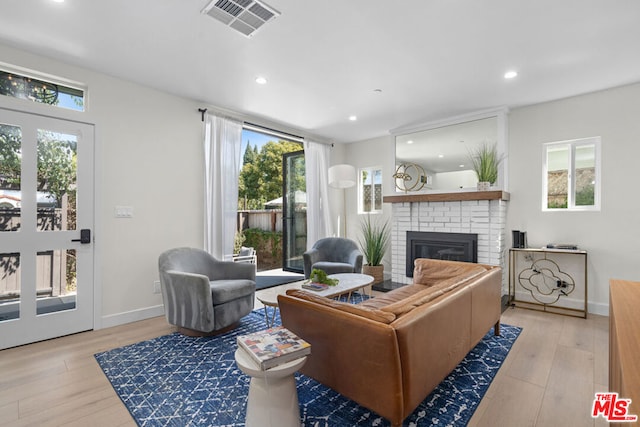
[
  {"xmin": 308, "ymin": 268, "xmax": 339, "ymax": 286},
  {"xmin": 469, "ymin": 142, "xmax": 503, "ymax": 191},
  {"xmin": 358, "ymin": 214, "xmax": 390, "ymax": 285}
]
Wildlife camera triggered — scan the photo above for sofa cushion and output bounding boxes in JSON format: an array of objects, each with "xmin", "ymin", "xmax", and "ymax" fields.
[
  {"xmin": 358, "ymin": 284, "xmax": 426, "ymax": 310},
  {"xmin": 412, "ymin": 259, "xmax": 487, "ymax": 287},
  {"xmin": 379, "ymin": 286, "xmax": 449, "ymax": 316},
  {"xmin": 285, "ymin": 289, "xmax": 396, "ymax": 324},
  {"xmin": 380, "ymin": 270, "xmax": 487, "ymax": 316},
  {"xmin": 238, "ymin": 246, "xmax": 253, "ymax": 256}
]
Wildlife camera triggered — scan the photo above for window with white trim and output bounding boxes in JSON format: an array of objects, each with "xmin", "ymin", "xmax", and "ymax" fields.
[
  {"xmin": 0, "ymin": 69, "xmax": 85, "ymax": 111},
  {"xmin": 542, "ymin": 137, "xmax": 601, "ymax": 211},
  {"xmin": 358, "ymin": 167, "xmax": 382, "ymax": 214}
]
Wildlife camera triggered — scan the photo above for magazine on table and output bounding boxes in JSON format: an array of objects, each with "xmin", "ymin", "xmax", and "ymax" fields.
[
  {"xmin": 301, "ymin": 282, "xmax": 329, "ymax": 291},
  {"xmin": 237, "ymin": 326, "xmax": 311, "ymax": 370}
]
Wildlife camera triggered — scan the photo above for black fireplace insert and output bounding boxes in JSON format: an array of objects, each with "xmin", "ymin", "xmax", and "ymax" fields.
[{"xmin": 406, "ymin": 231, "xmax": 478, "ymax": 277}]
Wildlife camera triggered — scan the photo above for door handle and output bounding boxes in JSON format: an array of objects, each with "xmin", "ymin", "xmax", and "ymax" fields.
[{"xmin": 72, "ymin": 229, "xmax": 91, "ymax": 244}]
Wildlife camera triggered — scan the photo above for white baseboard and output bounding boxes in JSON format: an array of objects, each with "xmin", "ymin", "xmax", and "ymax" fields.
[
  {"xmin": 99, "ymin": 304, "xmax": 165, "ymax": 329},
  {"xmin": 588, "ymin": 301, "xmax": 609, "ymax": 317}
]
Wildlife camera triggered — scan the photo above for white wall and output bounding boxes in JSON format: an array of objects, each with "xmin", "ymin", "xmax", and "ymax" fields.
[
  {"xmin": 507, "ymin": 82, "xmax": 640, "ymax": 315},
  {"xmin": 342, "ymin": 135, "xmax": 395, "ymax": 276},
  {"xmin": 0, "ymin": 43, "xmax": 204, "ymax": 326},
  {"xmin": 95, "ymin": 78, "xmax": 203, "ymax": 325}
]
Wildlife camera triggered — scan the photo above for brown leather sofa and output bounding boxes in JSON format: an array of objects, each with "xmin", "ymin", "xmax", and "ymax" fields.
[{"xmin": 277, "ymin": 258, "xmax": 502, "ymax": 427}]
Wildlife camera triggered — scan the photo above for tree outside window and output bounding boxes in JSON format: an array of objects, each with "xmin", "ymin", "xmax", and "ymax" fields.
[{"xmin": 238, "ymin": 139, "xmax": 303, "ymax": 210}]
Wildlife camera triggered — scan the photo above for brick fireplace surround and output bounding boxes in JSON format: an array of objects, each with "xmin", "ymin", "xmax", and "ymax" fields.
[{"xmin": 383, "ymin": 191, "xmax": 510, "ymax": 286}]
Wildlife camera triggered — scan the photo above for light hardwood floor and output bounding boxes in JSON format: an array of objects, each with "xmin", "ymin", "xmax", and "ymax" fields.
[
  {"xmin": 469, "ymin": 306, "xmax": 610, "ymax": 427},
  {"xmin": 0, "ymin": 287, "xmax": 610, "ymax": 427}
]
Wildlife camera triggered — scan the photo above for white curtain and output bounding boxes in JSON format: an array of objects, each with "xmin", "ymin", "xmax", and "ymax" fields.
[
  {"xmin": 204, "ymin": 113, "xmax": 243, "ymax": 260},
  {"xmin": 303, "ymin": 139, "xmax": 333, "ymax": 249}
]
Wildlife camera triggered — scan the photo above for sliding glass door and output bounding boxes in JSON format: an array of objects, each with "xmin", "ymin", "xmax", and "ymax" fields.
[{"xmin": 282, "ymin": 150, "xmax": 306, "ymax": 273}]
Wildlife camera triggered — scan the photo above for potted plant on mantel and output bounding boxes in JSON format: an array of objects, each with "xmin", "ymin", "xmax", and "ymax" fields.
[
  {"xmin": 469, "ymin": 142, "xmax": 503, "ymax": 191},
  {"xmin": 358, "ymin": 214, "xmax": 391, "ymax": 285}
]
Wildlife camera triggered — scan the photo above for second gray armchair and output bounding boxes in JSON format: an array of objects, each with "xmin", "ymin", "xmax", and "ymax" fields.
[
  {"xmin": 158, "ymin": 247, "xmax": 256, "ymax": 336},
  {"xmin": 303, "ymin": 237, "xmax": 364, "ymax": 279}
]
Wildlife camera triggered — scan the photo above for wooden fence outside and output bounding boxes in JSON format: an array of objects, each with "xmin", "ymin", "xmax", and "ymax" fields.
[
  {"xmin": 0, "ymin": 207, "xmax": 69, "ymax": 301},
  {"xmin": 237, "ymin": 209, "xmax": 283, "ymax": 232},
  {"xmin": 237, "ymin": 209, "xmax": 307, "ymax": 235}
]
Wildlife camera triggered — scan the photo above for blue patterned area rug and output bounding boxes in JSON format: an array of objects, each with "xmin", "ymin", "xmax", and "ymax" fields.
[{"xmin": 95, "ymin": 302, "xmax": 521, "ymax": 427}]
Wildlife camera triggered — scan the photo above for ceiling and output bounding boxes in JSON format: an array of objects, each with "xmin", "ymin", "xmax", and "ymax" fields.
[{"xmin": 1, "ymin": 0, "xmax": 640, "ymax": 144}]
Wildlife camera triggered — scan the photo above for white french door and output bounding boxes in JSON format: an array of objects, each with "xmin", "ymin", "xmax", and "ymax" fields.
[{"xmin": 0, "ymin": 108, "xmax": 94, "ymax": 349}]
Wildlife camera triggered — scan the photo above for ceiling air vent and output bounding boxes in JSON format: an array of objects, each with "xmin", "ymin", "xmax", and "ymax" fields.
[{"xmin": 202, "ymin": 0, "xmax": 280, "ymax": 38}]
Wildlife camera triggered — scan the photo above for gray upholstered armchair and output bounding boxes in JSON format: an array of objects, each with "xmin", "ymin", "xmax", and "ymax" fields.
[
  {"xmin": 303, "ymin": 237, "xmax": 364, "ymax": 279},
  {"xmin": 158, "ymin": 247, "xmax": 256, "ymax": 336}
]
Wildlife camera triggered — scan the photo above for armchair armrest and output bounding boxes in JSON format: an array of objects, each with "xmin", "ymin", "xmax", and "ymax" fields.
[
  {"xmin": 233, "ymin": 254, "xmax": 257, "ymax": 264},
  {"xmin": 303, "ymin": 248, "xmax": 320, "ymax": 278},
  {"xmin": 161, "ymin": 270, "xmax": 214, "ymax": 332},
  {"xmin": 348, "ymin": 249, "xmax": 364, "ymax": 272},
  {"xmin": 209, "ymin": 260, "xmax": 256, "ymax": 281}
]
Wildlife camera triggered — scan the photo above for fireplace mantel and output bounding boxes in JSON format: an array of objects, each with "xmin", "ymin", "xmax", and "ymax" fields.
[
  {"xmin": 383, "ymin": 190, "xmax": 509, "ymax": 204},
  {"xmin": 388, "ymin": 190, "xmax": 508, "ymax": 285}
]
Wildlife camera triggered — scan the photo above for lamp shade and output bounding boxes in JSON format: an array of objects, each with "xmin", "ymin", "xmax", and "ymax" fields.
[{"xmin": 328, "ymin": 164, "xmax": 356, "ymax": 189}]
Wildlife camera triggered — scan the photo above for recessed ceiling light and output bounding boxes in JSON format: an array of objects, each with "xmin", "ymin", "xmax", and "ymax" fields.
[
  {"xmin": 255, "ymin": 76, "xmax": 267, "ymax": 85},
  {"xmin": 51, "ymin": 0, "xmax": 64, "ymax": 3},
  {"xmin": 459, "ymin": 164, "xmax": 465, "ymax": 168},
  {"xmin": 438, "ymin": 154, "xmax": 444, "ymax": 158},
  {"xmin": 407, "ymin": 140, "xmax": 414, "ymax": 144},
  {"xmin": 504, "ymin": 70, "xmax": 518, "ymax": 79},
  {"xmin": 348, "ymin": 115, "xmax": 357, "ymax": 121}
]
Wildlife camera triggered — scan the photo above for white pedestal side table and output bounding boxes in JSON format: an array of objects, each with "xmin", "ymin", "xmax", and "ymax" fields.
[{"xmin": 235, "ymin": 348, "xmax": 307, "ymax": 427}]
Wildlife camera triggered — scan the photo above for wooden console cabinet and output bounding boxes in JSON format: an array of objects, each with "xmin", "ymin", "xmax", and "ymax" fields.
[{"xmin": 609, "ymin": 279, "xmax": 640, "ymax": 425}]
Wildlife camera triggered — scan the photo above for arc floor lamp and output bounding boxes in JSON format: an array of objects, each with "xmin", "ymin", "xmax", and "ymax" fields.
[{"xmin": 328, "ymin": 164, "xmax": 356, "ymax": 237}]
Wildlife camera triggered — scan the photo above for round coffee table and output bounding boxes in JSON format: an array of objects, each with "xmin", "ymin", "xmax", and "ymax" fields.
[
  {"xmin": 235, "ymin": 348, "xmax": 307, "ymax": 427},
  {"xmin": 256, "ymin": 281, "xmax": 306, "ymax": 327},
  {"xmin": 324, "ymin": 273, "xmax": 375, "ymax": 301},
  {"xmin": 256, "ymin": 273, "xmax": 374, "ymax": 327}
]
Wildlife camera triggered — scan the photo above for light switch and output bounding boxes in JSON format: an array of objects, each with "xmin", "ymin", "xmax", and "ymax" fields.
[{"xmin": 114, "ymin": 206, "xmax": 134, "ymax": 218}]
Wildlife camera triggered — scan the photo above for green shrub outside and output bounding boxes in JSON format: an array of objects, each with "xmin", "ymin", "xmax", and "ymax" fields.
[{"xmin": 242, "ymin": 228, "xmax": 282, "ymax": 259}]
